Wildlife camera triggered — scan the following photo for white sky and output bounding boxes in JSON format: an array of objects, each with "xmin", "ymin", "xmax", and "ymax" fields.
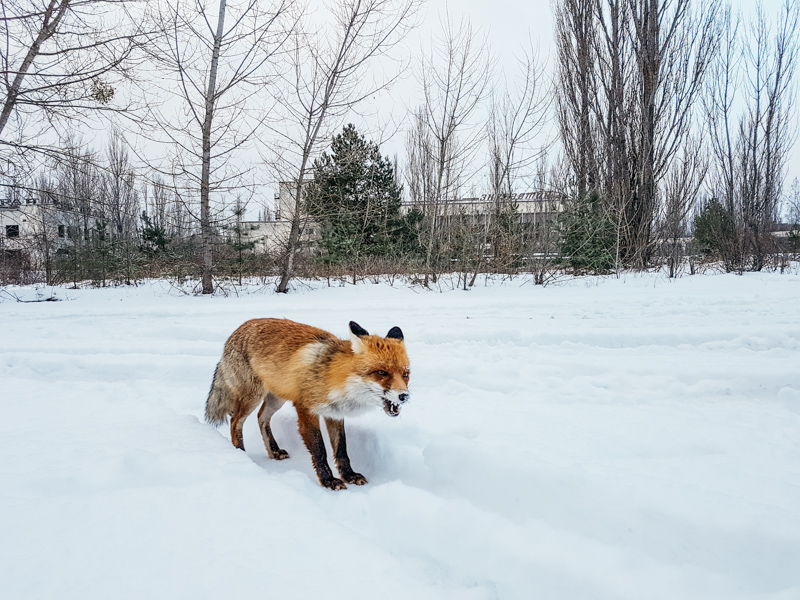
[
  {"xmin": 68, "ymin": 0, "xmax": 800, "ymax": 217},
  {"xmin": 372, "ymin": 0, "xmax": 800, "ymax": 205},
  {"xmin": 361, "ymin": 0, "xmax": 558, "ymax": 192}
]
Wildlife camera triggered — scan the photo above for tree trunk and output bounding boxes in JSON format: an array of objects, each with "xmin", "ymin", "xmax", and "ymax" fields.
[
  {"xmin": 199, "ymin": 0, "xmax": 228, "ymax": 295},
  {"xmin": 277, "ymin": 150, "xmax": 312, "ymax": 294},
  {"xmin": 634, "ymin": 0, "xmax": 659, "ymax": 268}
]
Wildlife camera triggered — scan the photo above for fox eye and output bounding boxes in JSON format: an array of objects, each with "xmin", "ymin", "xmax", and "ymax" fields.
[
  {"xmin": 402, "ymin": 371, "xmax": 409, "ymax": 380},
  {"xmin": 374, "ymin": 370, "xmax": 389, "ymax": 377}
]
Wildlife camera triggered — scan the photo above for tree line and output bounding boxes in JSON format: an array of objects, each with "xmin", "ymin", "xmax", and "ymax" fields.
[{"xmin": 1, "ymin": 0, "xmax": 798, "ymax": 290}]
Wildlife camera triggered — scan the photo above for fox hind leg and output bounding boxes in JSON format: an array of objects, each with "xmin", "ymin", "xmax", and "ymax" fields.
[
  {"xmin": 257, "ymin": 392, "xmax": 289, "ymax": 460},
  {"xmin": 228, "ymin": 386, "xmax": 262, "ymax": 452},
  {"xmin": 230, "ymin": 410, "xmax": 245, "ymax": 450},
  {"xmin": 213, "ymin": 347, "xmax": 262, "ymax": 452}
]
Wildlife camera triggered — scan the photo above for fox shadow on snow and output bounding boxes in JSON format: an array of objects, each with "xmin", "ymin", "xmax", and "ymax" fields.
[{"xmin": 239, "ymin": 403, "xmax": 388, "ymax": 485}]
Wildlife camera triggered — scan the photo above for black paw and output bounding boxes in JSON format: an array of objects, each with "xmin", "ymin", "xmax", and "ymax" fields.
[
  {"xmin": 271, "ymin": 449, "xmax": 290, "ymax": 460},
  {"xmin": 320, "ymin": 477, "xmax": 347, "ymax": 491},
  {"xmin": 342, "ymin": 471, "xmax": 368, "ymax": 485}
]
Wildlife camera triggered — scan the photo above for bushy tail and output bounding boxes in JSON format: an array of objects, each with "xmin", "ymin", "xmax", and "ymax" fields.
[{"xmin": 205, "ymin": 363, "xmax": 231, "ymax": 427}]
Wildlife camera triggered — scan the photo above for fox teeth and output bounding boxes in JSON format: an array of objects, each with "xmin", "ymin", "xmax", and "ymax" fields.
[{"xmin": 382, "ymin": 398, "xmax": 401, "ymax": 417}]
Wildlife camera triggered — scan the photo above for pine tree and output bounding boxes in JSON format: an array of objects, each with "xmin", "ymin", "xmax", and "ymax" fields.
[
  {"xmin": 223, "ymin": 202, "xmax": 257, "ymax": 285},
  {"xmin": 140, "ymin": 212, "xmax": 172, "ymax": 255},
  {"xmin": 693, "ymin": 198, "xmax": 736, "ymax": 260},
  {"xmin": 305, "ymin": 124, "xmax": 413, "ymax": 265},
  {"xmin": 558, "ymin": 191, "xmax": 616, "ymax": 274}
]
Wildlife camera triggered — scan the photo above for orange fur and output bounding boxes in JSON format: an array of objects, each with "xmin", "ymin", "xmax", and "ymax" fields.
[{"xmin": 205, "ymin": 319, "xmax": 410, "ymax": 489}]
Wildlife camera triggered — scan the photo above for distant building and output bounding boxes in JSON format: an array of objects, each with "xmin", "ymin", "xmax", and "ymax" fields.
[
  {"xmin": 402, "ymin": 190, "xmax": 565, "ymax": 224},
  {"xmin": 0, "ymin": 196, "xmax": 73, "ymax": 262},
  {"xmin": 234, "ymin": 183, "xmax": 564, "ymax": 254},
  {"xmin": 273, "ymin": 179, "xmax": 312, "ymax": 221},
  {"xmin": 235, "ymin": 181, "xmax": 318, "ymax": 254}
]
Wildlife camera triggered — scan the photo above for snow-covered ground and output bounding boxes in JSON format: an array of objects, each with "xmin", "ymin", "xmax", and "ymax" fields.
[{"xmin": 2, "ymin": 272, "xmax": 800, "ymax": 600}]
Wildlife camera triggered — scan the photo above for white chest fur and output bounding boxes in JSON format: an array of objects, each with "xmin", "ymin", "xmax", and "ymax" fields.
[{"xmin": 317, "ymin": 376, "xmax": 384, "ymax": 418}]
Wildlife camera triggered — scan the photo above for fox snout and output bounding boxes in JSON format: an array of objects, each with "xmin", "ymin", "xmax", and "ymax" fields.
[{"xmin": 382, "ymin": 388, "xmax": 409, "ymax": 418}]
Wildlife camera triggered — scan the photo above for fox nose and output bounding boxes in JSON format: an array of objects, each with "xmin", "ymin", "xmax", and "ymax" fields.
[{"xmin": 398, "ymin": 393, "xmax": 409, "ymax": 403}]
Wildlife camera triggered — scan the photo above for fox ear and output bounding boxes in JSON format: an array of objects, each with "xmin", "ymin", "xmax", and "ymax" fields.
[
  {"xmin": 349, "ymin": 321, "xmax": 369, "ymax": 354},
  {"xmin": 386, "ymin": 326, "xmax": 404, "ymax": 341},
  {"xmin": 349, "ymin": 321, "xmax": 369, "ymax": 337}
]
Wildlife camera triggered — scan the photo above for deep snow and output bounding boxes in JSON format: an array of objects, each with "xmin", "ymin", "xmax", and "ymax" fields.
[{"xmin": 1, "ymin": 272, "xmax": 800, "ymax": 599}]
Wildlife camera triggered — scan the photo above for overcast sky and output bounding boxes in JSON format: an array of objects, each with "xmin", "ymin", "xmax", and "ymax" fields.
[
  {"xmin": 371, "ymin": 0, "xmax": 800, "ymax": 203},
  {"xmin": 103, "ymin": 0, "xmax": 797, "ymax": 216},
  {"xmin": 368, "ymin": 0, "xmax": 557, "ymax": 188}
]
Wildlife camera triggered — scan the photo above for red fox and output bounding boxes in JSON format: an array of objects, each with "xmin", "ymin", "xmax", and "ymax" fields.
[{"xmin": 205, "ymin": 319, "xmax": 410, "ymax": 489}]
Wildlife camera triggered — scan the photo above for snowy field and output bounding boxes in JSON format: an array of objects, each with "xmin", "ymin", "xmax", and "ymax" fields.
[{"xmin": 2, "ymin": 271, "xmax": 800, "ymax": 600}]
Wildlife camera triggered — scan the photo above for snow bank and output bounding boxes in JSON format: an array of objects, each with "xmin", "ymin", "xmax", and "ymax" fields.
[{"xmin": 2, "ymin": 272, "xmax": 799, "ymax": 599}]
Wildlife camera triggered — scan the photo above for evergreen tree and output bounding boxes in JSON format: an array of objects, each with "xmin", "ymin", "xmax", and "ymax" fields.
[
  {"xmin": 140, "ymin": 212, "xmax": 172, "ymax": 255},
  {"xmin": 305, "ymin": 124, "xmax": 415, "ymax": 265},
  {"xmin": 693, "ymin": 198, "xmax": 735, "ymax": 257},
  {"xmin": 223, "ymin": 202, "xmax": 257, "ymax": 285},
  {"xmin": 558, "ymin": 191, "xmax": 616, "ymax": 273}
]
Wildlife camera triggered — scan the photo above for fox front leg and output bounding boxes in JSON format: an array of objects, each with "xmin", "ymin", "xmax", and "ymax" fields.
[
  {"xmin": 296, "ymin": 406, "xmax": 346, "ymax": 490},
  {"xmin": 325, "ymin": 418, "xmax": 367, "ymax": 485}
]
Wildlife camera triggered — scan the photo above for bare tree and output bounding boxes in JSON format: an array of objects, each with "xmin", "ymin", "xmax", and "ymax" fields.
[
  {"xmin": 269, "ymin": 0, "xmax": 419, "ymax": 293},
  {"xmin": 54, "ymin": 136, "xmax": 102, "ymax": 241},
  {"xmin": 554, "ymin": 0, "xmax": 719, "ymax": 269},
  {"xmin": 625, "ymin": 0, "xmax": 719, "ymax": 267},
  {"xmin": 99, "ymin": 129, "xmax": 140, "ymax": 283},
  {"xmin": 103, "ymin": 129, "xmax": 139, "ymax": 240},
  {"xmin": 554, "ymin": 0, "xmax": 599, "ymax": 199},
  {"xmin": 788, "ymin": 178, "xmax": 800, "ymax": 230},
  {"xmin": 408, "ymin": 13, "xmax": 491, "ymax": 286},
  {"xmin": 526, "ymin": 158, "xmax": 568, "ymax": 285},
  {"xmin": 737, "ymin": 1, "xmax": 798, "ymax": 269},
  {"xmin": 404, "ymin": 107, "xmax": 436, "ymax": 213},
  {"xmin": 705, "ymin": 0, "xmax": 799, "ymax": 271},
  {"xmin": 592, "ymin": 0, "xmax": 635, "ymax": 271},
  {"xmin": 0, "ymin": 0, "xmax": 141, "ymax": 177},
  {"xmin": 145, "ymin": 0, "xmax": 294, "ymax": 293},
  {"xmin": 558, "ymin": 0, "xmax": 635, "ymax": 269},
  {"xmin": 704, "ymin": 5, "xmax": 740, "ymax": 217},
  {"xmin": 656, "ymin": 135, "xmax": 707, "ymax": 277},
  {"xmin": 485, "ymin": 42, "xmax": 550, "ymax": 279},
  {"xmin": 143, "ymin": 175, "xmax": 168, "ymax": 234}
]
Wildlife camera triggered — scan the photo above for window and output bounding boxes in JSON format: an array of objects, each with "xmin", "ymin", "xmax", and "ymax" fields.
[
  {"xmin": 58, "ymin": 225, "xmax": 65, "ymax": 238},
  {"xmin": 5, "ymin": 225, "xmax": 19, "ymax": 238}
]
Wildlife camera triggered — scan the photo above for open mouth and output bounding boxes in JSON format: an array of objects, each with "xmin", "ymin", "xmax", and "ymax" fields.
[{"xmin": 382, "ymin": 398, "xmax": 401, "ymax": 417}]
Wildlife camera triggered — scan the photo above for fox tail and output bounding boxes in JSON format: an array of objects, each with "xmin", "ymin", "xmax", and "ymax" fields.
[{"xmin": 205, "ymin": 362, "xmax": 231, "ymax": 427}]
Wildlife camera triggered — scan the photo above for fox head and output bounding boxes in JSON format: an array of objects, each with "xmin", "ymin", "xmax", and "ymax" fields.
[{"xmin": 347, "ymin": 321, "xmax": 410, "ymax": 417}]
